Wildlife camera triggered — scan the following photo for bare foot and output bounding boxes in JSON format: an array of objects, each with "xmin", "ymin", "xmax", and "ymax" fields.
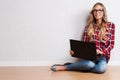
[{"xmin": 51, "ymin": 65, "xmax": 67, "ymax": 71}]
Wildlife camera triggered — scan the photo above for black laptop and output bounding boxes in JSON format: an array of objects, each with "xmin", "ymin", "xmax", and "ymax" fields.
[{"xmin": 70, "ymin": 39, "xmax": 97, "ymax": 61}]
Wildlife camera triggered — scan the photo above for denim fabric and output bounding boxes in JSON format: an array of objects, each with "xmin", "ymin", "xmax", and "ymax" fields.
[
  {"xmin": 91, "ymin": 57, "xmax": 107, "ymax": 73},
  {"xmin": 66, "ymin": 57, "xmax": 107, "ymax": 74}
]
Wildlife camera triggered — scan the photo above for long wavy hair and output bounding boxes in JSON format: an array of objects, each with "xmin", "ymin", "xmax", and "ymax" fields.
[{"xmin": 87, "ymin": 2, "xmax": 108, "ymax": 42}]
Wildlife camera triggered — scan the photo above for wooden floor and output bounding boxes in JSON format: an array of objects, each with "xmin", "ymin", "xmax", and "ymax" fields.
[{"xmin": 0, "ymin": 66, "xmax": 119, "ymax": 80}]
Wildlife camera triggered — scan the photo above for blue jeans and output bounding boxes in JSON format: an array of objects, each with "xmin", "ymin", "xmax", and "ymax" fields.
[{"xmin": 66, "ymin": 57, "xmax": 107, "ymax": 74}]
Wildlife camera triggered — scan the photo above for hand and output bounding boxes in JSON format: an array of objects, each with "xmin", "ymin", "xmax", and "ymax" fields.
[
  {"xmin": 69, "ymin": 50, "xmax": 74, "ymax": 56},
  {"xmin": 96, "ymin": 49, "xmax": 103, "ymax": 55}
]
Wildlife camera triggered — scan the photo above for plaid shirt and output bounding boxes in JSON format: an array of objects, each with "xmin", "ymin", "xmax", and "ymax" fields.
[{"xmin": 83, "ymin": 22, "xmax": 115, "ymax": 62}]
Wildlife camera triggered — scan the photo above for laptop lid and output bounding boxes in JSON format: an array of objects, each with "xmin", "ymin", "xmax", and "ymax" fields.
[{"xmin": 70, "ymin": 39, "xmax": 97, "ymax": 61}]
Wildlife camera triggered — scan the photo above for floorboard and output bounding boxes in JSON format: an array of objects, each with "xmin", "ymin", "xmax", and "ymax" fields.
[{"xmin": 0, "ymin": 66, "xmax": 119, "ymax": 80}]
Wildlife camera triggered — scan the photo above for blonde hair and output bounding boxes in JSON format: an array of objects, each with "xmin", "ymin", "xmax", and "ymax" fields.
[{"xmin": 87, "ymin": 2, "xmax": 108, "ymax": 42}]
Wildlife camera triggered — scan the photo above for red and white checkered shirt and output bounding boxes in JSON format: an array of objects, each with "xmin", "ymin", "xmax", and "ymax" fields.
[{"xmin": 83, "ymin": 22, "xmax": 115, "ymax": 62}]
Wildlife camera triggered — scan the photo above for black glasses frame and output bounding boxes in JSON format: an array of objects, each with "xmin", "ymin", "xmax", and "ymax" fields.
[{"xmin": 92, "ymin": 9, "xmax": 104, "ymax": 13}]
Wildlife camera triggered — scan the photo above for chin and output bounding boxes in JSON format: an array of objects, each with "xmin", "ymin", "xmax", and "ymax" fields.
[{"xmin": 95, "ymin": 17, "xmax": 101, "ymax": 20}]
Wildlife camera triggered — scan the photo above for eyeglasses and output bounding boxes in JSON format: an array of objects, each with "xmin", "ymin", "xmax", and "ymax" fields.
[{"xmin": 93, "ymin": 9, "xmax": 104, "ymax": 13}]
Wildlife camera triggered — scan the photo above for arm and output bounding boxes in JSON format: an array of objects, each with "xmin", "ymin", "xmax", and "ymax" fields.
[
  {"xmin": 102, "ymin": 23, "xmax": 115, "ymax": 54},
  {"xmin": 83, "ymin": 26, "xmax": 89, "ymax": 42}
]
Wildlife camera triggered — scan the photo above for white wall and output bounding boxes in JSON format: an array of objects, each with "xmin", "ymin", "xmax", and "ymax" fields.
[{"xmin": 0, "ymin": 0, "xmax": 120, "ymax": 66}]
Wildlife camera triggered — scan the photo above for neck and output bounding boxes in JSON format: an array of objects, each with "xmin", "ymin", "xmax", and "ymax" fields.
[{"xmin": 96, "ymin": 19, "xmax": 102, "ymax": 25}]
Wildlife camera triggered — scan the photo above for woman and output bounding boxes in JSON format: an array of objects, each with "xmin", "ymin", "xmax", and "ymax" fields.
[{"xmin": 50, "ymin": 2, "xmax": 115, "ymax": 74}]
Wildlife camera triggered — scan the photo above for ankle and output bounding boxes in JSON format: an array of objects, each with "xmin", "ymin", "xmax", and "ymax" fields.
[{"xmin": 56, "ymin": 66, "xmax": 67, "ymax": 71}]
